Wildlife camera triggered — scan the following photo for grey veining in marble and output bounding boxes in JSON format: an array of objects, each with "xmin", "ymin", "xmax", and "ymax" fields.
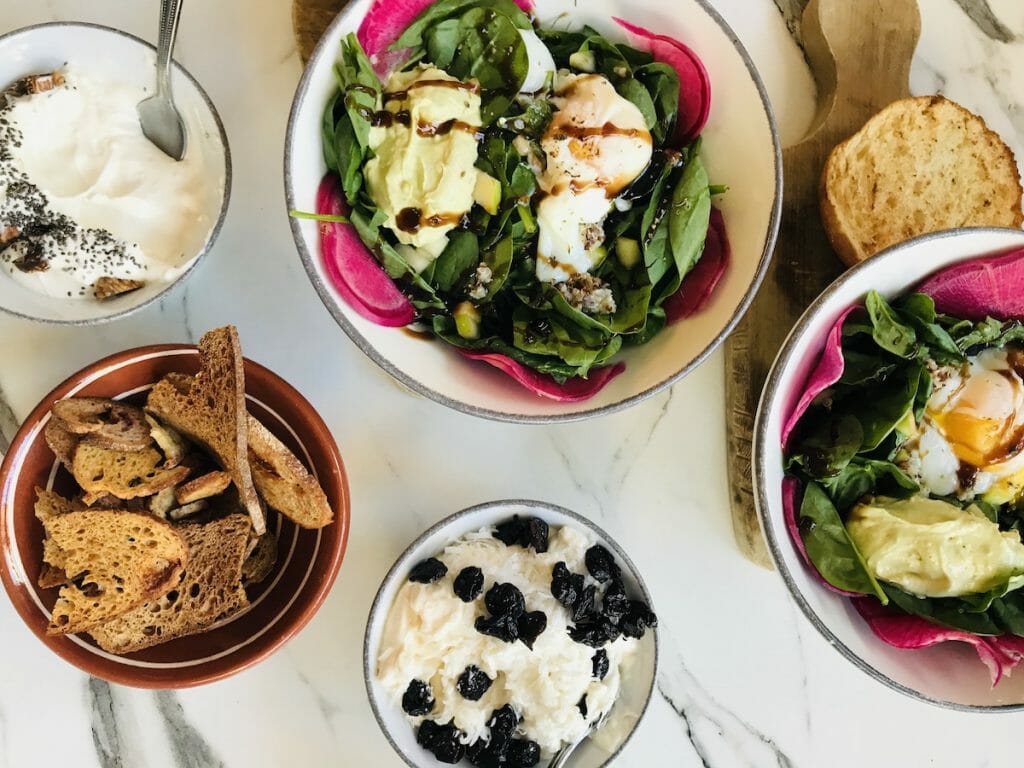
[
  {"xmin": 88, "ymin": 679, "xmax": 126, "ymax": 768},
  {"xmin": 154, "ymin": 692, "xmax": 223, "ymax": 768},
  {"xmin": 953, "ymin": 0, "xmax": 1016, "ymax": 42}
]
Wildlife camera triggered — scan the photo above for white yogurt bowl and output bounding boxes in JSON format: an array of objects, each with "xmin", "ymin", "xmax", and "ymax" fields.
[
  {"xmin": 755, "ymin": 227, "xmax": 1024, "ymax": 710},
  {"xmin": 364, "ymin": 500, "xmax": 658, "ymax": 767},
  {"xmin": 286, "ymin": 0, "xmax": 781, "ymax": 423},
  {"xmin": 0, "ymin": 22, "xmax": 230, "ymax": 324}
]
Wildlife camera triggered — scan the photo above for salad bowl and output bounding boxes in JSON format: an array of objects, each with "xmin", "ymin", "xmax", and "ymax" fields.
[
  {"xmin": 285, "ymin": 0, "xmax": 781, "ymax": 422},
  {"xmin": 755, "ymin": 227, "xmax": 1024, "ymax": 710},
  {"xmin": 364, "ymin": 499, "xmax": 658, "ymax": 767}
]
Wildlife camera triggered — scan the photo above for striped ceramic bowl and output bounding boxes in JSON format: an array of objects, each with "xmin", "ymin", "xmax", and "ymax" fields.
[{"xmin": 0, "ymin": 345, "xmax": 350, "ymax": 687}]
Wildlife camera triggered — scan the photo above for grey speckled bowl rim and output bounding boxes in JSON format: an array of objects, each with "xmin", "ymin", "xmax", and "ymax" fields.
[
  {"xmin": 284, "ymin": 0, "xmax": 783, "ymax": 424},
  {"xmin": 753, "ymin": 226, "xmax": 1024, "ymax": 713},
  {"xmin": 362, "ymin": 499, "xmax": 660, "ymax": 767},
  {"xmin": 0, "ymin": 21, "xmax": 232, "ymax": 327}
]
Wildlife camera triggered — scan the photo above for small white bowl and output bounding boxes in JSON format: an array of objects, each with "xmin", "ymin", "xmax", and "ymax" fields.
[
  {"xmin": 754, "ymin": 227, "xmax": 1024, "ymax": 710},
  {"xmin": 286, "ymin": 0, "xmax": 781, "ymax": 423},
  {"xmin": 0, "ymin": 22, "xmax": 230, "ymax": 325},
  {"xmin": 363, "ymin": 500, "xmax": 658, "ymax": 766}
]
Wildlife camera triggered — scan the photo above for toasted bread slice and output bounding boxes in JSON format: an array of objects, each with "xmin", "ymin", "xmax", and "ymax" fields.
[
  {"xmin": 145, "ymin": 413, "xmax": 189, "ymax": 468},
  {"xmin": 175, "ymin": 471, "xmax": 231, "ymax": 505},
  {"xmin": 44, "ymin": 418, "xmax": 78, "ymax": 472},
  {"xmin": 89, "ymin": 514, "xmax": 251, "ymax": 653},
  {"xmin": 145, "ymin": 327, "xmax": 265, "ymax": 535},
  {"xmin": 43, "ymin": 510, "xmax": 187, "ymax": 635},
  {"xmin": 242, "ymin": 532, "xmax": 277, "ymax": 586},
  {"xmin": 821, "ymin": 96, "xmax": 1024, "ymax": 266},
  {"xmin": 52, "ymin": 398, "xmax": 152, "ymax": 452},
  {"xmin": 72, "ymin": 443, "xmax": 190, "ymax": 502},
  {"xmin": 33, "ymin": 487, "xmax": 80, "ymax": 524},
  {"xmin": 93, "ymin": 277, "xmax": 144, "ymax": 300},
  {"xmin": 247, "ymin": 416, "xmax": 333, "ymax": 529}
]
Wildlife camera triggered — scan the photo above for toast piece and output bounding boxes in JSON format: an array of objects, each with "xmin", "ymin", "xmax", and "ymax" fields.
[
  {"xmin": 821, "ymin": 96, "xmax": 1024, "ymax": 266},
  {"xmin": 247, "ymin": 416, "xmax": 333, "ymax": 529},
  {"xmin": 33, "ymin": 487, "xmax": 80, "ymax": 524},
  {"xmin": 175, "ymin": 471, "xmax": 231, "ymax": 505},
  {"xmin": 242, "ymin": 532, "xmax": 277, "ymax": 586},
  {"xmin": 51, "ymin": 398, "xmax": 152, "ymax": 451},
  {"xmin": 145, "ymin": 327, "xmax": 265, "ymax": 535},
  {"xmin": 44, "ymin": 418, "xmax": 78, "ymax": 472},
  {"xmin": 146, "ymin": 414, "xmax": 189, "ymax": 468},
  {"xmin": 72, "ymin": 443, "xmax": 190, "ymax": 502},
  {"xmin": 43, "ymin": 510, "xmax": 187, "ymax": 635},
  {"xmin": 93, "ymin": 277, "xmax": 144, "ymax": 300},
  {"xmin": 89, "ymin": 514, "xmax": 251, "ymax": 653}
]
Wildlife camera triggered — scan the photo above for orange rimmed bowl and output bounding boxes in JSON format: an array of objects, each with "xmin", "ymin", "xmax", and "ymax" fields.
[{"xmin": 0, "ymin": 345, "xmax": 350, "ymax": 688}]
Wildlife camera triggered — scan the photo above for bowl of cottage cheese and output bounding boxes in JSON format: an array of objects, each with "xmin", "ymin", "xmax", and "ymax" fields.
[
  {"xmin": 0, "ymin": 22, "xmax": 229, "ymax": 324},
  {"xmin": 364, "ymin": 500, "xmax": 658, "ymax": 767}
]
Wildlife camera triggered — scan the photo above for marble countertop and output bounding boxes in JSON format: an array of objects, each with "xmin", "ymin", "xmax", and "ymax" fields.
[{"xmin": 1, "ymin": 0, "xmax": 1023, "ymax": 766}]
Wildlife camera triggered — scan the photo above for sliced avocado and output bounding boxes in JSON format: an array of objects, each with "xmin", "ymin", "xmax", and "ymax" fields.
[
  {"xmin": 473, "ymin": 173, "xmax": 502, "ymax": 215},
  {"xmin": 589, "ymin": 244, "xmax": 608, "ymax": 270},
  {"xmin": 454, "ymin": 301, "xmax": 482, "ymax": 340},
  {"xmin": 569, "ymin": 50, "xmax": 597, "ymax": 73},
  {"xmin": 615, "ymin": 237, "xmax": 641, "ymax": 269}
]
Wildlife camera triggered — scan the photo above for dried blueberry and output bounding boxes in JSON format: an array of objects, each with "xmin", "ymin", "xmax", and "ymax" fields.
[
  {"xmin": 494, "ymin": 516, "xmax": 527, "ymax": 546},
  {"xmin": 458, "ymin": 665, "xmax": 493, "ymax": 701},
  {"xmin": 488, "ymin": 705, "xmax": 519, "ymax": 737},
  {"xmin": 620, "ymin": 600, "xmax": 658, "ymax": 640},
  {"xmin": 475, "ymin": 614, "xmax": 519, "ymax": 643},
  {"xmin": 601, "ymin": 580, "xmax": 630, "ymax": 624},
  {"xmin": 507, "ymin": 739, "xmax": 541, "ymax": 767},
  {"xmin": 402, "ymin": 679, "xmax": 434, "ymax": 716},
  {"xmin": 568, "ymin": 619, "xmax": 616, "ymax": 648},
  {"xmin": 551, "ymin": 562, "xmax": 584, "ymax": 609},
  {"xmin": 517, "ymin": 610, "xmax": 547, "ymax": 649},
  {"xmin": 585, "ymin": 545, "xmax": 620, "ymax": 583},
  {"xmin": 418, "ymin": 720, "xmax": 466, "ymax": 764},
  {"xmin": 485, "ymin": 583, "xmax": 525, "ymax": 618},
  {"xmin": 577, "ymin": 694, "xmax": 588, "ymax": 718},
  {"xmin": 525, "ymin": 518, "xmax": 549, "ymax": 553},
  {"xmin": 592, "ymin": 649, "xmax": 609, "ymax": 680},
  {"xmin": 453, "ymin": 566, "xmax": 484, "ymax": 602},
  {"xmin": 572, "ymin": 585, "xmax": 598, "ymax": 623},
  {"xmin": 409, "ymin": 557, "xmax": 448, "ymax": 584},
  {"xmin": 466, "ymin": 740, "xmax": 500, "ymax": 767}
]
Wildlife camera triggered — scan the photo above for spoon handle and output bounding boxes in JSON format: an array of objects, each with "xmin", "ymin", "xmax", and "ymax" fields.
[{"xmin": 154, "ymin": 0, "xmax": 184, "ymax": 95}]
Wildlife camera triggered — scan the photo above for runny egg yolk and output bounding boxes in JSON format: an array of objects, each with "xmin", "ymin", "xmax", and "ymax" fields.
[{"xmin": 928, "ymin": 365, "xmax": 1024, "ymax": 469}]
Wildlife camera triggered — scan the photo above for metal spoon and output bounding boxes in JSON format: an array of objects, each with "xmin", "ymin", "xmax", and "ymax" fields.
[
  {"xmin": 137, "ymin": 0, "xmax": 187, "ymax": 160},
  {"xmin": 548, "ymin": 710, "xmax": 610, "ymax": 768}
]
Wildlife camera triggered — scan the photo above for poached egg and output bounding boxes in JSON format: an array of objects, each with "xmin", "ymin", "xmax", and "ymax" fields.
[{"xmin": 535, "ymin": 73, "xmax": 652, "ymax": 284}]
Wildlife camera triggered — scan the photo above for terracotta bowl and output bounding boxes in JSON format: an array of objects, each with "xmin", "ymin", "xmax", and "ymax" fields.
[{"xmin": 0, "ymin": 345, "xmax": 350, "ymax": 688}]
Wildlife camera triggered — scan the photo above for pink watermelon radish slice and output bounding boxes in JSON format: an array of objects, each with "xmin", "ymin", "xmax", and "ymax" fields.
[
  {"xmin": 780, "ymin": 306, "xmax": 855, "ymax": 448},
  {"xmin": 358, "ymin": 0, "xmax": 535, "ymax": 77},
  {"xmin": 853, "ymin": 597, "xmax": 1022, "ymax": 686},
  {"xmin": 917, "ymin": 247, "xmax": 1024, "ymax": 320},
  {"xmin": 456, "ymin": 349, "xmax": 625, "ymax": 401},
  {"xmin": 316, "ymin": 174, "xmax": 416, "ymax": 327},
  {"xmin": 613, "ymin": 17, "xmax": 711, "ymax": 143},
  {"xmin": 665, "ymin": 207, "xmax": 729, "ymax": 323}
]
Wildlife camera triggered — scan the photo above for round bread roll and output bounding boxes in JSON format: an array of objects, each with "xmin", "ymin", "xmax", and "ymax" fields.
[{"xmin": 820, "ymin": 95, "xmax": 1023, "ymax": 266}]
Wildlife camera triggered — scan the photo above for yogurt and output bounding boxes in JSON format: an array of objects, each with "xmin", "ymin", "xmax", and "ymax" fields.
[
  {"xmin": 378, "ymin": 523, "xmax": 645, "ymax": 758},
  {"xmin": 0, "ymin": 68, "xmax": 220, "ymax": 299}
]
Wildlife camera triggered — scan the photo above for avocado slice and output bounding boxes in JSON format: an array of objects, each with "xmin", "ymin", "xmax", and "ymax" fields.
[
  {"xmin": 615, "ymin": 237, "xmax": 641, "ymax": 268},
  {"xmin": 473, "ymin": 173, "xmax": 502, "ymax": 215}
]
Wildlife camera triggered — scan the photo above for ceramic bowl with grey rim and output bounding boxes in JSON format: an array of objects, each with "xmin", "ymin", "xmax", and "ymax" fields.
[
  {"xmin": 0, "ymin": 22, "xmax": 230, "ymax": 325},
  {"xmin": 363, "ymin": 500, "xmax": 658, "ymax": 766},
  {"xmin": 754, "ymin": 227, "xmax": 1024, "ymax": 710},
  {"xmin": 284, "ymin": 0, "xmax": 781, "ymax": 423}
]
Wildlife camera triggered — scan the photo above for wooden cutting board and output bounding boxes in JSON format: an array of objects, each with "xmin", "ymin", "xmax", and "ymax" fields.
[
  {"xmin": 725, "ymin": 0, "xmax": 921, "ymax": 566},
  {"xmin": 294, "ymin": 0, "xmax": 346, "ymax": 63}
]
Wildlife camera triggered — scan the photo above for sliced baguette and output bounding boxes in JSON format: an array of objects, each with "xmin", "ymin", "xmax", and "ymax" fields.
[
  {"xmin": 174, "ymin": 471, "xmax": 231, "ymax": 505},
  {"xmin": 51, "ymin": 398, "xmax": 152, "ymax": 452},
  {"xmin": 145, "ymin": 327, "xmax": 265, "ymax": 535},
  {"xmin": 247, "ymin": 415, "xmax": 333, "ymax": 529},
  {"xmin": 821, "ymin": 95, "xmax": 1024, "ymax": 266},
  {"xmin": 71, "ymin": 443, "xmax": 190, "ymax": 502},
  {"xmin": 43, "ymin": 510, "xmax": 187, "ymax": 635},
  {"xmin": 89, "ymin": 514, "xmax": 251, "ymax": 653}
]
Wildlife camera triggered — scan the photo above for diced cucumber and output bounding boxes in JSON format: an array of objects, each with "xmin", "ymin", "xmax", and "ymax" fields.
[
  {"xmin": 517, "ymin": 204, "xmax": 537, "ymax": 234},
  {"xmin": 569, "ymin": 50, "xmax": 596, "ymax": 73},
  {"xmin": 473, "ymin": 173, "xmax": 502, "ymax": 215},
  {"xmin": 589, "ymin": 244, "xmax": 608, "ymax": 269},
  {"xmin": 454, "ymin": 301, "xmax": 482, "ymax": 340},
  {"xmin": 615, "ymin": 237, "xmax": 641, "ymax": 268}
]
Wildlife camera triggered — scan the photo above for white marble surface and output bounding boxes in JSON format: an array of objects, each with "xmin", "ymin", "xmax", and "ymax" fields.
[{"xmin": 0, "ymin": 1, "xmax": 1023, "ymax": 766}]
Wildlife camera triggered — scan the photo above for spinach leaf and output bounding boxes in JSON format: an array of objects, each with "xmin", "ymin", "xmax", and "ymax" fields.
[
  {"xmin": 336, "ymin": 34, "xmax": 380, "ymax": 150},
  {"xmin": 393, "ymin": 0, "xmax": 531, "ymax": 50},
  {"xmin": 616, "ymin": 78, "xmax": 657, "ymax": 131},
  {"xmin": 332, "ymin": 113, "xmax": 364, "ymax": 204},
  {"xmin": 837, "ymin": 349, "xmax": 897, "ymax": 387},
  {"xmin": 882, "ymin": 585, "xmax": 1003, "ymax": 635},
  {"xmin": 658, "ymin": 153, "xmax": 711, "ymax": 303},
  {"xmin": 991, "ymin": 591, "xmax": 1024, "ymax": 636},
  {"xmin": 895, "ymin": 293, "xmax": 963, "ymax": 364},
  {"xmin": 798, "ymin": 482, "xmax": 888, "ymax": 601},
  {"xmin": 865, "ymin": 290, "xmax": 917, "ymax": 359},
  {"xmin": 625, "ymin": 305, "xmax": 666, "ymax": 346},
  {"xmin": 634, "ymin": 62, "xmax": 679, "ymax": 146},
  {"xmin": 498, "ymin": 99, "xmax": 553, "ymax": 137},
  {"xmin": 481, "ymin": 235, "xmax": 513, "ymax": 300},
  {"xmin": 429, "ymin": 231, "xmax": 479, "ymax": 292},
  {"xmin": 512, "ymin": 309, "xmax": 621, "ymax": 375},
  {"xmin": 509, "ymin": 163, "xmax": 537, "ymax": 199},
  {"xmin": 322, "ymin": 90, "xmax": 341, "ymax": 174},
  {"xmin": 640, "ymin": 162, "xmax": 676, "ymax": 287},
  {"xmin": 789, "ymin": 413, "xmax": 864, "ymax": 478},
  {"xmin": 422, "ymin": 7, "xmax": 529, "ymax": 91},
  {"xmin": 846, "ymin": 362, "xmax": 921, "ymax": 451},
  {"xmin": 821, "ymin": 458, "xmax": 919, "ymax": 513}
]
